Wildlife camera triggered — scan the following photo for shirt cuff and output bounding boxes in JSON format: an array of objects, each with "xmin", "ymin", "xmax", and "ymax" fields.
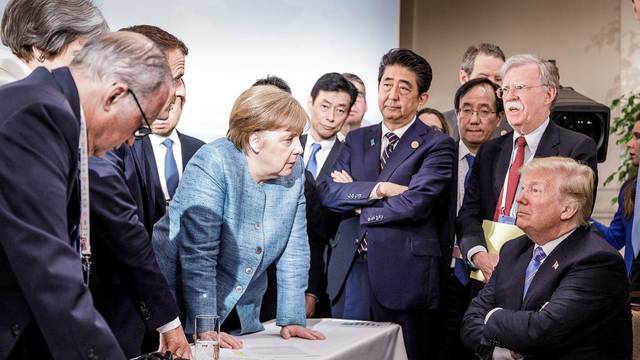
[
  {"xmin": 485, "ymin": 307, "xmax": 502, "ymax": 324},
  {"xmin": 369, "ymin": 182, "xmax": 383, "ymax": 200},
  {"xmin": 157, "ymin": 317, "xmax": 181, "ymax": 333},
  {"xmin": 467, "ymin": 245, "xmax": 488, "ymax": 267},
  {"xmin": 305, "ymin": 292, "xmax": 319, "ymax": 302}
]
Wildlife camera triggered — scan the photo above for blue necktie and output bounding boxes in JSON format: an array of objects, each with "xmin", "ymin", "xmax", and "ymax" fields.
[
  {"xmin": 306, "ymin": 143, "xmax": 322, "ymax": 179},
  {"xmin": 162, "ymin": 138, "xmax": 179, "ymax": 199},
  {"xmin": 632, "ymin": 179, "xmax": 640, "ymax": 259},
  {"xmin": 381, "ymin": 132, "xmax": 400, "ymax": 170},
  {"xmin": 464, "ymin": 153, "xmax": 475, "ymax": 189},
  {"xmin": 523, "ymin": 246, "xmax": 546, "ymax": 298}
]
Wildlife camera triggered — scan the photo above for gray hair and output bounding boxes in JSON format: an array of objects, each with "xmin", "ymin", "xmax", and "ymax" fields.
[
  {"xmin": 1, "ymin": 0, "xmax": 109, "ymax": 61},
  {"xmin": 501, "ymin": 54, "xmax": 560, "ymax": 94},
  {"xmin": 70, "ymin": 32, "xmax": 171, "ymax": 100},
  {"xmin": 520, "ymin": 156, "xmax": 594, "ymax": 227},
  {"xmin": 460, "ymin": 43, "xmax": 505, "ymax": 76}
]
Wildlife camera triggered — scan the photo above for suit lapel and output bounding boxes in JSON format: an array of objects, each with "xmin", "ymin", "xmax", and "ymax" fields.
[
  {"xmin": 378, "ymin": 120, "xmax": 424, "ymax": 181},
  {"xmin": 493, "ymin": 134, "xmax": 513, "ymax": 198},
  {"xmin": 534, "ymin": 121, "xmax": 560, "ymax": 157},
  {"xmin": 51, "ymin": 68, "xmax": 81, "ymax": 121},
  {"xmin": 301, "ymin": 134, "xmax": 307, "ymax": 149},
  {"xmin": 141, "ymin": 136, "xmax": 165, "ymax": 212},
  {"xmin": 317, "ymin": 141, "xmax": 342, "ymax": 181},
  {"xmin": 363, "ymin": 125, "xmax": 382, "ymax": 180},
  {"xmin": 522, "ymin": 227, "xmax": 584, "ymax": 308}
]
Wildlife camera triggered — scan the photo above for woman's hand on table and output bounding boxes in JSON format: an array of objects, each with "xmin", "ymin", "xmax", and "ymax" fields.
[{"xmin": 280, "ymin": 325, "xmax": 326, "ymax": 341}]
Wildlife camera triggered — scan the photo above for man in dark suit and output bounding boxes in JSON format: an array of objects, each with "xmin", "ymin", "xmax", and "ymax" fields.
[
  {"xmin": 461, "ymin": 157, "xmax": 631, "ymax": 359},
  {"xmin": 88, "ymin": 25, "xmax": 198, "ymax": 358},
  {"xmin": 319, "ymin": 48, "xmax": 455, "ymax": 360},
  {"xmin": 302, "ymin": 72, "xmax": 357, "ymax": 317},
  {"xmin": 457, "ymin": 54, "xmax": 598, "ymax": 289},
  {"xmin": 0, "ymin": 32, "xmax": 171, "ymax": 360},
  {"xmin": 440, "ymin": 78, "xmax": 503, "ymax": 360}
]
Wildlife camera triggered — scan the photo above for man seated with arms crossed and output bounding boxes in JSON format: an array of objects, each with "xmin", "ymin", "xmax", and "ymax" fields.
[{"xmin": 461, "ymin": 157, "xmax": 631, "ymax": 359}]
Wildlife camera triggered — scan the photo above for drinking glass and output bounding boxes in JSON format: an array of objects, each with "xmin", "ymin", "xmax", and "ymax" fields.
[{"xmin": 194, "ymin": 315, "xmax": 220, "ymax": 360}]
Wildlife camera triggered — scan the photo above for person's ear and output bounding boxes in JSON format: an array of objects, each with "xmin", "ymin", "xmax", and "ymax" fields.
[
  {"xmin": 559, "ymin": 201, "xmax": 578, "ymax": 221},
  {"xmin": 249, "ymin": 132, "xmax": 262, "ymax": 153},
  {"xmin": 459, "ymin": 70, "xmax": 469, "ymax": 85},
  {"xmin": 417, "ymin": 92, "xmax": 429, "ymax": 109},
  {"xmin": 103, "ymin": 83, "xmax": 129, "ymax": 112}
]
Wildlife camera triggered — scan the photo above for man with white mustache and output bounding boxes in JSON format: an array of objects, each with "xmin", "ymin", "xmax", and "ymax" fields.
[{"xmin": 456, "ymin": 54, "xmax": 598, "ymax": 295}]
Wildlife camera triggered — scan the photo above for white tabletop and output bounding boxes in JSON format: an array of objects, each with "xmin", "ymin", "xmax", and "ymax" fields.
[{"xmin": 219, "ymin": 318, "xmax": 407, "ymax": 360}]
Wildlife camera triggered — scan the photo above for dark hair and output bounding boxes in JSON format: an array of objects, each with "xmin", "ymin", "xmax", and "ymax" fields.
[
  {"xmin": 310, "ymin": 72, "xmax": 357, "ymax": 107},
  {"xmin": 120, "ymin": 24, "xmax": 188, "ymax": 56},
  {"xmin": 416, "ymin": 107, "xmax": 449, "ymax": 135},
  {"xmin": 454, "ymin": 77, "xmax": 503, "ymax": 113},
  {"xmin": 378, "ymin": 48, "xmax": 432, "ymax": 95},
  {"xmin": 252, "ymin": 75, "xmax": 292, "ymax": 94},
  {"xmin": 460, "ymin": 43, "xmax": 505, "ymax": 76}
]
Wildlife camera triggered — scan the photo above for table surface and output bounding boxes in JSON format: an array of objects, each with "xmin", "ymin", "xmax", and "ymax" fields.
[{"xmin": 217, "ymin": 318, "xmax": 408, "ymax": 360}]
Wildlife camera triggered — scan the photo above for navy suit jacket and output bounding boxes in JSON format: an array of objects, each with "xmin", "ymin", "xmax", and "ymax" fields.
[
  {"xmin": 461, "ymin": 226, "xmax": 632, "ymax": 359},
  {"xmin": 457, "ymin": 121, "xmax": 598, "ymax": 259},
  {"xmin": 132, "ymin": 132, "xmax": 204, "ymax": 234},
  {"xmin": 319, "ymin": 119, "xmax": 455, "ymax": 310},
  {"xmin": 0, "ymin": 67, "xmax": 124, "ymax": 359},
  {"xmin": 88, "ymin": 148, "xmax": 180, "ymax": 358}
]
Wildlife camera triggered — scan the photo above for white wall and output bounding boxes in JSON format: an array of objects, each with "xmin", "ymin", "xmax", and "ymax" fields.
[{"xmin": 0, "ymin": 0, "xmax": 400, "ymax": 141}]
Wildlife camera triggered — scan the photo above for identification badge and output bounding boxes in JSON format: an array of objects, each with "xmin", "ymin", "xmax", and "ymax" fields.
[{"xmin": 498, "ymin": 214, "xmax": 516, "ymax": 225}]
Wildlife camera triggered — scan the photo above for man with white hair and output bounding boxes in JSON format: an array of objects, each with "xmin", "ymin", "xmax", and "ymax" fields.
[
  {"xmin": 0, "ymin": 32, "xmax": 172, "ymax": 359},
  {"xmin": 456, "ymin": 54, "xmax": 598, "ymax": 292},
  {"xmin": 461, "ymin": 157, "xmax": 631, "ymax": 359}
]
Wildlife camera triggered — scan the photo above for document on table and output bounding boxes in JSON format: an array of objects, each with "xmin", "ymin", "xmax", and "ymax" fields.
[
  {"xmin": 470, "ymin": 219, "xmax": 524, "ymax": 282},
  {"xmin": 222, "ymin": 344, "xmax": 315, "ymax": 359}
]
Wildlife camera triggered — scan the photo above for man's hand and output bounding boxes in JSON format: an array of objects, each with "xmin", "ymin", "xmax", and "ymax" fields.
[
  {"xmin": 219, "ymin": 332, "xmax": 243, "ymax": 349},
  {"xmin": 280, "ymin": 325, "xmax": 326, "ymax": 341},
  {"xmin": 375, "ymin": 182, "xmax": 408, "ymax": 198},
  {"xmin": 331, "ymin": 170, "xmax": 353, "ymax": 183},
  {"xmin": 471, "ymin": 251, "xmax": 499, "ymax": 282},
  {"xmin": 159, "ymin": 326, "xmax": 192, "ymax": 359},
  {"xmin": 305, "ymin": 294, "xmax": 317, "ymax": 317}
]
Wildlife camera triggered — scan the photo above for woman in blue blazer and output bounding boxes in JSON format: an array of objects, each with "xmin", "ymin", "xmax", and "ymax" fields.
[
  {"xmin": 152, "ymin": 85, "xmax": 325, "ymax": 348},
  {"xmin": 593, "ymin": 120, "xmax": 638, "ymax": 273}
]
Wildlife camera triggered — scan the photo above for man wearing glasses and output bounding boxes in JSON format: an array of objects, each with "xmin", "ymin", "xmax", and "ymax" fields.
[
  {"xmin": 441, "ymin": 77, "xmax": 503, "ymax": 359},
  {"xmin": 456, "ymin": 54, "xmax": 598, "ymax": 295}
]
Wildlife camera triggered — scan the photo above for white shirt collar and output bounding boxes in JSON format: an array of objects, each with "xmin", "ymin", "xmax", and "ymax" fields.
[
  {"xmin": 458, "ymin": 140, "xmax": 472, "ymax": 161},
  {"xmin": 512, "ymin": 117, "xmax": 549, "ymax": 154},
  {"xmin": 149, "ymin": 130, "xmax": 179, "ymax": 147},
  {"xmin": 534, "ymin": 227, "xmax": 576, "ymax": 260},
  {"xmin": 307, "ymin": 132, "xmax": 337, "ymax": 150},
  {"xmin": 381, "ymin": 118, "xmax": 415, "ymax": 139}
]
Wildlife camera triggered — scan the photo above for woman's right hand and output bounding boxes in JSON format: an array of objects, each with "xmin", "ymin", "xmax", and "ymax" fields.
[{"xmin": 219, "ymin": 331, "xmax": 243, "ymax": 349}]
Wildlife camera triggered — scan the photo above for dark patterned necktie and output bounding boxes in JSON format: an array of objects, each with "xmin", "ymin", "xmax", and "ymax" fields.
[{"xmin": 380, "ymin": 132, "xmax": 400, "ymax": 170}]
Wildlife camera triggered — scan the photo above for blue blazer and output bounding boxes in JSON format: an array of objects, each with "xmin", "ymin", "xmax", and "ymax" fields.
[
  {"xmin": 319, "ymin": 119, "xmax": 455, "ymax": 310},
  {"xmin": 593, "ymin": 180, "xmax": 635, "ymax": 273},
  {"xmin": 152, "ymin": 139, "xmax": 308, "ymax": 334},
  {"xmin": 0, "ymin": 68, "xmax": 123, "ymax": 359}
]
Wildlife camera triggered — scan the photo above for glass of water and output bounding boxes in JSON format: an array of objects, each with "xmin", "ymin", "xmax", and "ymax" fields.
[{"xmin": 194, "ymin": 315, "xmax": 220, "ymax": 360}]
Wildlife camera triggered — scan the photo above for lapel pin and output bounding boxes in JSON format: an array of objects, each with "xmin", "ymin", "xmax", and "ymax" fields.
[
  {"xmin": 411, "ymin": 141, "xmax": 419, "ymax": 149},
  {"xmin": 552, "ymin": 261, "xmax": 559, "ymax": 270},
  {"xmin": 370, "ymin": 138, "xmax": 375, "ymax": 147}
]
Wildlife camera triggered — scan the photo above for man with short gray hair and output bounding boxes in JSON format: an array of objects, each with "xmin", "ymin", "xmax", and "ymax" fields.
[
  {"xmin": 456, "ymin": 54, "xmax": 598, "ymax": 295},
  {"xmin": 0, "ymin": 31, "xmax": 171, "ymax": 359},
  {"xmin": 461, "ymin": 156, "xmax": 631, "ymax": 358}
]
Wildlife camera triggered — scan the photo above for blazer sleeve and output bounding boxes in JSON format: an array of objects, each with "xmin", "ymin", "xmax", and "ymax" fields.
[
  {"xmin": 483, "ymin": 250, "xmax": 628, "ymax": 354},
  {"xmin": 360, "ymin": 136, "xmax": 455, "ymax": 225},
  {"xmin": 0, "ymin": 103, "xmax": 123, "ymax": 358},
  {"xmin": 172, "ymin": 148, "xmax": 226, "ymax": 333},
  {"xmin": 89, "ymin": 153, "xmax": 179, "ymax": 330},
  {"xmin": 275, "ymin": 163, "xmax": 309, "ymax": 327},
  {"xmin": 592, "ymin": 196, "xmax": 627, "ymax": 250},
  {"xmin": 318, "ymin": 135, "xmax": 378, "ymax": 212}
]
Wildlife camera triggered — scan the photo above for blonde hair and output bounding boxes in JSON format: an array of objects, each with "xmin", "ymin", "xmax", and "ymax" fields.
[
  {"xmin": 520, "ymin": 156, "xmax": 594, "ymax": 226},
  {"xmin": 227, "ymin": 85, "xmax": 308, "ymax": 150}
]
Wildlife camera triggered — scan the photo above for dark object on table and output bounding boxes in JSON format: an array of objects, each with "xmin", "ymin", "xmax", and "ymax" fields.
[{"xmin": 131, "ymin": 351, "xmax": 187, "ymax": 360}]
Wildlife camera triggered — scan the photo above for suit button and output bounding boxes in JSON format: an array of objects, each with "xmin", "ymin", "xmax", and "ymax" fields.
[
  {"xmin": 235, "ymin": 286, "xmax": 243, "ymax": 293},
  {"xmin": 255, "ymin": 247, "xmax": 263, "ymax": 255},
  {"xmin": 255, "ymin": 223, "xmax": 261, "ymax": 229},
  {"xmin": 354, "ymin": 238, "xmax": 359, "ymax": 244},
  {"xmin": 87, "ymin": 347, "xmax": 98, "ymax": 360},
  {"xmin": 245, "ymin": 267, "xmax": 253, "ymax": 275},
  {"xmin": 10, "ymin": 323, "xmax": 20, "ymax": 336}
]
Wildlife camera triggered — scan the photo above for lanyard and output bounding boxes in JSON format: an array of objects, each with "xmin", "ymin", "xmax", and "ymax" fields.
[{"xmin": 78, "ymin": 113, "xmax": 91, "ymax": 285}]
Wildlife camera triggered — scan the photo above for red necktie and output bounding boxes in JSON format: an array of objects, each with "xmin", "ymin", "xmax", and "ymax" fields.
[{"xmin": 494, "ymin": 136, "xmax": 527, "ymax": 221}]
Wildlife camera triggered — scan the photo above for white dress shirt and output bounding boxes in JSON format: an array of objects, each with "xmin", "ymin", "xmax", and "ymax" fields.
[
  {"xmin": 302, "ymin": 132, "xmax": 337, "ymax": 173},
  {"xmin": 457, "ymin": 140, "xmax": 473, "ymax": 214},
  {"xmin": 149, "ymin": 131, "xmax": 183, "ymax": 201}
]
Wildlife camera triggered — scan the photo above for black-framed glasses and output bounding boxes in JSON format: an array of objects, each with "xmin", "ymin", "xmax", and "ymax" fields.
[
  {"xmin": 457, "ymin": 108, "xmax": 497, "ymax": 121},
  {"xmin": 128, "ymin": 89, "xmax": 152, "ymax": 137}
]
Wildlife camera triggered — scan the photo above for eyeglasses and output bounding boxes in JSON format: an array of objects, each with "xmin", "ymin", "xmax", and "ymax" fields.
[
  {"xmin": 127, "ymin": 89, "xmax": 152, "ymax": 137},
  {"xmin": 457, "ymin": 108, "xmax": 497, "ymax": 121},
  {"xmin": 496, "ymin": 84, "xmax": 546, "ymax": 99}
]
